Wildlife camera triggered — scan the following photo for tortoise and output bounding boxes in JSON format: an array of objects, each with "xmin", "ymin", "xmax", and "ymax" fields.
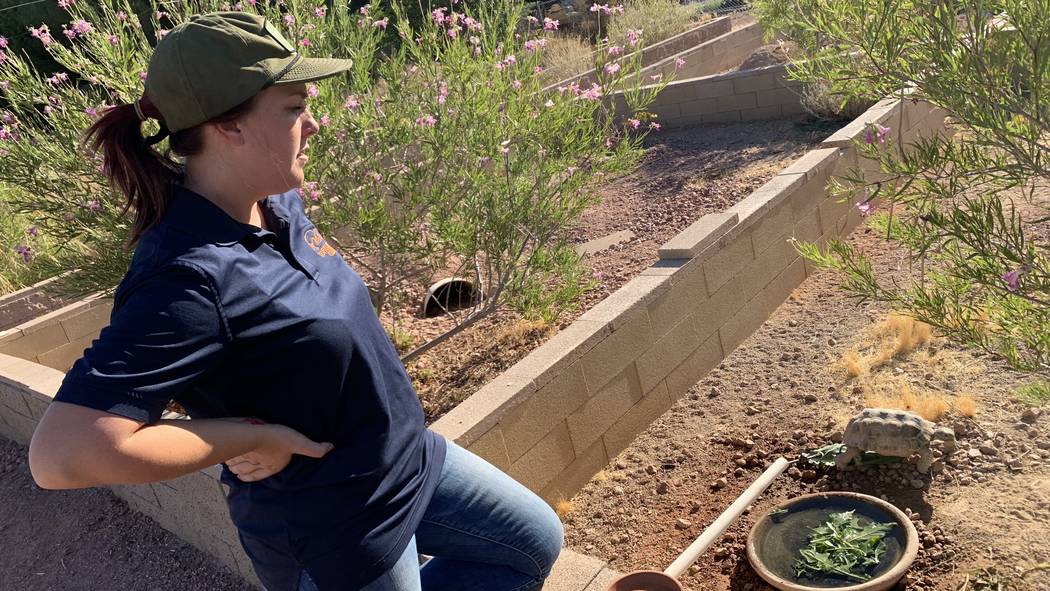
[{"xmin": 835, "ymin": 408, "xmax": 957, "ymax": 473}]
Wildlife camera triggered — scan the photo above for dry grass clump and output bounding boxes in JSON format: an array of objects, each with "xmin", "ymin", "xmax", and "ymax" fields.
[
  {"xmin": 838, "ymin": 314, "xmax": 937, "ymax": 379},
  {"xmin": 956, "ymin": 395, "xmax": 978, "ymax": 417},
  {"xmin": 606, "ymin": 0, "xmax": 710, "ymax": 50},
  {"xmin": 800, "ymin": 80, "xmax": 875, "ymax": 122},
  {"xmin": 554, "ymin": 498, "xmax": 574, "ymax": 519},
  {"xmin": 843, "ymin": 351, "xmax": 867, "ymax": 378},
  {"xmin": 540, "ymin": 35, "xmax": 593, "ymax": 85}
]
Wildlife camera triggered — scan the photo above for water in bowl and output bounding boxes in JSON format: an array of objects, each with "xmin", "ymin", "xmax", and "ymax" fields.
[{"xmin": 758, "ymin": 503, "xmax": 907, "ymax": 588}]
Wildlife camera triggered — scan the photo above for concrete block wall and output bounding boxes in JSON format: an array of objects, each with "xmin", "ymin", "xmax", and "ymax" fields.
[
  {"xmin": 547, "ymin": 16, "xmax": 733, "ymax": 92},
  {"xmin": 431, "ymin": 97, "xmax": 951, "ymax": 506},
  {"xmin": 0, "ymin": 352, "xmax": 261, "ymax": 587},
  {"xmin": 0, "ymin": 293, "xmax": 112, "ymax": 372},
  {"xmin": 633, "ymin": 21, "xmax": 767, "ymax": 85},
  {"xmin": 610, "ymin": 62, "xmax": 806, "ymax": 129}
]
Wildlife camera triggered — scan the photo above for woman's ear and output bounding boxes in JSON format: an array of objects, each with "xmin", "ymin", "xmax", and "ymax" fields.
[{"xmin": 209, "ymin": 119, "xmax": 246, "ymax": 148}]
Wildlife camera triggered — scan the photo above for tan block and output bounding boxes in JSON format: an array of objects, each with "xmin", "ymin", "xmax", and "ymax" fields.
[
  {"xmin": 740, "ymin": 234, "xmax": 798, "ymax": 299},
  {"xmin": 658, "ymin": 211, "xmax": 738, "ymax": 260},
  {"xmin": 21, "ymin": 388, "xmax": 52, "ymax": 420},
  {"xmin": 755, "ymin": 86, "xmax": 799, "ymax": 108},
  {"xmin": 0, "ymin": 382, "xmax": 33, "ymax": 418},
  {"xmin": 585, "ymin": 568, "xmax": 626, "ymax": 591},
  {"xmin": 732, "ymin": 71, "xmax": 777, "ymax": 94},
  {"xmin": 0, "ymin": 322, "xmax": 68, "ymax": 361},
  {"xmin": 695, "ymin": 273, "xmax": 748, "ymax": 342},
  {"xmin": 568, "ymin": 365, "xmax": 643, "ymax": 455},
  {"xmin": 0, "ymin": 405, "xmax": 37, "ymax": 444},
  {"xmin": 717, "ymin": 92, "xmax": 756, "ymax": 111},
  {"xmin": 466, "ymin": 426, "xmax": 512, "ymax": 471},
  {"xmin": 0, "ymin": 328, "xmax": 24, "ymax": 347},
  {"xmin": 504, "ymin": 319, "xmax": 612, "ymax": 389},
  {"xmin": 739, "ymin": 105, "xmax": 783, "ymax": 121},
  {"xmin": 760, "ymin": 259, "xmax": 807, "ymax": 312},
  {"xmin": 730, "ymin": 173, "xmax": 806, "ymax": 223},
  {"xmin": 793, "ymin": 207, "xmax": 823, "ymax": 244},
  {"xmin": 602, "ymin": 381, "xmax": 672, "ymax": 460},
  {"xmin": 545, "ymin": 548, "xmax": 608, "ymax": 591},
  {"xmin": 580, "ymin": 310, "xmax": 653, "ymax": 394},
  {"xmin": 658, "ymin": 82, "xmax": 698, "ymax": 105},
  {"xmin": 431, "ymin": 373, "xmax": 538, "ymax": 444},
  {"xmin": 650, "ymin": 101, "xmax": 682, "ymax": 121},
  {"xmin": 58, "ymin": 300, "xmax": 111, "ymax": 341},
  {"xmin": 718, "ymin": 297, "xmax": 767, "ymax": 357},
  {"xmin": 508, "ymin": 421, "xmax": 575, "ymax": 493},
  {"xmin": 635, "ymin": 315, "xmax": 702, "ymax": 394},
  {"xmin": 749, "ymin": 200, "xmax": 795, "ymax": 255},
  {"xmin": 666, "ymin": 333, "xmax": 723, "ymax": 401},
  {"xmin": 781, "ymin": 100, "xmax": 806, "ymax": 116},
  {"xmin": 818, "ymin": 195, "xmax": 851, "ymax": 237},
  {"xmin": 499, "ymin": 363, "xmax": 589, "ymax": 463},
  {"xmin": 539, "ymin": 437, "xmax": 610, "ymax": 506},
  {"xmin": 702, "ymin": 231, "xmax": 755, "ymax": 296},
  {"xmin": 701, "ymin": 110, "xmax": 742, "ymax": 123},
  {"xmin": 579, "ymin": 275, "xmax": 670, "ymax": 330},
  {"xmin": 693, "ymin": 79, "xmax": 736, "ymax": 99},
  {"xmin": 0, "ymin": 355, "xmax": 64, "ymax": 398},
  {"xmin": 36, "ymin": 334, "xmax": 93, "ymax": 372},
  {"xmin": 678, "ymin": 97, "xmax": 719, "ymax": 118},
  {"xmin": 822, "ymin": 98, "xmax": 902, "ymax": 147},
  {"xmin": 788, "ymin": 176, "xmax": 833, "ymax": 224},
  {"xmin": 151, "ymin": 470, "xmax": 239, "ymax": 542},
  {"xmin": 645, "ymin": 263, "xmax": 707, "ymax": 339}
]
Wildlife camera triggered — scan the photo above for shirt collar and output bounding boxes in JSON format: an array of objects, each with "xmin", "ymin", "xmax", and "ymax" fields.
[{"xmin": 163, "ymin": 185, "xmax": 287, "ymax": 246}]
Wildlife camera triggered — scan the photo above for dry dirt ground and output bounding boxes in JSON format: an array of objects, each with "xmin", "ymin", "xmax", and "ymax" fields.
[{"xmin": 562, "ymin": 193, "xmax": 1050, "ymax": 591}]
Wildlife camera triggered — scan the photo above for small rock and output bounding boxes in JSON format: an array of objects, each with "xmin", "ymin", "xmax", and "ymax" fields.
[
  {"xmin": 803, "ymin": 393, "xmax": 818, "ymax": 403},
  {"xmin": 690, "ymin": 500, "xmax": 701, "ymax": 511},
  {"xmin": 1021, "ymin": 408, "xmax": 1039, "ymax": 424},
  {"xmin": 656, "ymin": 481, "xmax": 670, "ymax": 494},
  {"xmin": 613, "ymin": 486, "xmax": 625, "ymax": 495},
  {"xmin": 711, "ymin": 477, "xmax": 727, "ymax": 490},
  {"xmin": 615, "ymin": 460, "xmax": 628, "ymax": 470},
  {"xmin": 979, "ymin": 443, "xmax": 998, "ymax": 456},
  {"xmin": 910, "ymin": 479, "xmax": 925, "ymax": 489},
  {"xmin": 734, "ymin": 458, "xmax": 748, "ymax": 467},
  {"xmin": 645, "ymin": 465, "xmax": 657, "ymax": 475},
  {"xmin": 787, "ymin": 319, "xmax": 798, "ymax": 327},
  {"xmin": 967, "ymin": 448, "xmax": 983, "ymax": 458},
  {"xmin": 788, "ymin": 467, "xmax": 802, "ymax": 478},
  {"xmin": 745, "ymin": 406, "xmax": 759, "ymax": 415},
  {"xmin": 801, "ymin": 469, "xmax": 817, "ymax": 479},
  {"xmin": 676, "ymin": 518, "xmax": 692, "ymax": 529}
]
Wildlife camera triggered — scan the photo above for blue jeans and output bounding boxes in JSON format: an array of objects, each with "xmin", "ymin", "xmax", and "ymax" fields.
[{"xmin": 297, "ymin": 439, "xmax": 564, "ymax": 591}]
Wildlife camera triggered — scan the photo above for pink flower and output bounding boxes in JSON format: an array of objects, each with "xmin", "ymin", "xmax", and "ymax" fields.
[
  {"xmin": 526, "ymin": 15, "xmax": 539, "ymax": 25},
  {"xmin": 301, "ymin": 38, "xmax": 312, "ymax": 47},
  {"xmin": 138, "ymin": 71, "xmax": 148, "ymax": 81},
  {"xmin": 604, "ymin": 62, "xmax": 621, "ymax": 75},
  {"xmin": 855, "ymin": 200, "xmax": 872, "ymax": 216},
  {"xmin": 543, "ymin": 17, "xmax": 559, "ymax": 31},
  {"xmin": 504, "ymin": 54, "xmax": 517, "ymax": 65},
  {"xmin": 432, "ymin": 7, "xmax": 447, "ymax": 25},
  {"xmin": 611, "ymin": 4, "xmax": 625, "ymax": 15},
  {"xmin": 156, "ymin": 28, "xmax": 169, "ymax": 40},
  {"xmin": 116, "ymin": 11, "xmax": 127, "ymax": 21},
  {"xmin": 344, "ymin": 95, "xmax": 360, "ymax": 111},
  {"xmin": 674, "ymin": 57, "xmax": 686, "ymax": 69},
  {"xmin": 1001, "ymin": 268, "xmax": 1022, "ymax": 292},
  {"xmin": 29, "ymin": 25, "xmax": 54, "ymax": 47},
  {"xmin": 512, "ymin": 79, "xmax": 522, "ymax": 90},
  {"xmin": 26, "ymin": 226, "xmax": 38, "ymax": 238},
  {"xmin": 46, "ymin": 72, "xmax": 69, "ymax": 85},
  {"xmin": 415, "ymin": 114, "xmax": 437, "ymax": 127},
  {"xmin": 544, "ymin": 99, "xmax": 555, "ymax": 108},
  {"xmin": 649, "ymin": 122, "xmax": 661, "ymax": 131},
  {"xmin": 447, "ymin": 27, "xmax": 459, "ymax": 39},
  {"xmin": 314, "ymin": 6, "xmax": 327, "ymax": 18},
  {"xmin": 358, "ymin": 6, "xmax": 369, "ymax": 15},
  {"xmin": 155, "ymin": 11, "xmax": 167, "ymax": 19},
  {"xmin": 283, "ymin": 14, "xmax": 295, "ymax": 26},
  {"xmin": 64, "ymin": 27, "xmax": 77, "ymax": 40},
  {"xmin": 87, "ymin": 200, "xmax": 101, "ymax": 212},
  {"xmin": 57, "ymin": 0, "xmax": 74, "ymax": 8},
  {"xmin": 319, "ymin": 114, "xmax": 329, "ymax": 126},
  {"xmin": 247, "ymin": 0, "xmax": 257, "ymax": 6},
  {"xmin": 14, "ymin": 245, "xmax": 32, "ymax": 263},
  {"xmin": 469, "ymin": 35, "xmax": 481, "ymax": 46},
  {"xmin": 84, "ymin": 106, "xmax": 98, "ymax": 118},
  {"xmin": 626, "ymin": 29, "xmax": 642, "ymax": 46},
  {"xmin": 108, "ymin": 34, "xmax": 119, "ymax": 45},
  {"xmin": 524, "ymin": 38, "xmax": 546, "ymax": 52},
  {"xmin": 372, "ymin": 18, "xmax": 389, "ymax": 29},
  {"xmin": 367, "ymin": 171, "xmax": 383, "ymax": 183},
  {"xmin": 534, "ymin": 65, "xmax": 544, "ymax": 75},
  {"xmin": 627, "ymin": 118, "xmax": 641, "ymax": 129},
  {"xmin": 307, "ymin": 84, "xmax": 320, "ymax": 98},
  {"xmin": 437, "ymin": 81, "xmax": 448, "ymax": 105},
  {"xmin": 463, "ymin": 16, "xmax": 481, "ymax": 32},
  {"xmin": 0, "ymin": 37, "xmax": 8, "ymax": 49},
  {"xmin": 73, "ymin": 19, "xmax": 93, "ymax": 34},
  {"xmin": 649, "ymin": 73, "xmax": 663, "ymax": 82},
  {"xmin": 608, "ymin": 45, "xmax": 623, "ymax": 56},
  {"xmin": 301, "ymin": 181, "xmax": 321, "ymax": 201},
  {"xmin": 864, "ymin": 123, "xmax": 891, "ymax": 145},
  {"xmin": 581, "ymin": 83, "xmax": 602, "ymax": 100}
]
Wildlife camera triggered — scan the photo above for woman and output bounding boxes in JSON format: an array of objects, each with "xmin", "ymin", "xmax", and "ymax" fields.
[{"xmin": 27, "ymin": 11, "xmax": 563, "ymax": 591}]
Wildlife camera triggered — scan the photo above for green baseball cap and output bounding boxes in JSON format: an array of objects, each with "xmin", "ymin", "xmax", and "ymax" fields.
[{"xmin": 146, "ymin": 11, "xmax": 352, "ymax": 133}]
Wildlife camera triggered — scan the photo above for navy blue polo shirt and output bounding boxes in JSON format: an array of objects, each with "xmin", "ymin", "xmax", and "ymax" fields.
[{"xmin": 54, "ymin": 185, "xmax": 447, "ymax": 591}]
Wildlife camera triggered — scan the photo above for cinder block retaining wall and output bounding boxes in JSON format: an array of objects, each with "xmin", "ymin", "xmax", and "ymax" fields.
[
  {"xmin": 0, "ymin": 293, "xmax": 112, "ymax": 372},
  {"xmin": 429, "ymin": 96, "xmax": 952, "ymax": 505},
  {"xmin": 0, "ymin": 97, "xmax": 950, "ymax": 589},
  {"xmin": 548, "ymin": 16, "xmax": 733, "ymax": 92},
  {"xmin": 633, "ymin": 20, "xmax": 767, "ymax": 85},
  {"xmin": 610, "ymin": 62, "xmax": 806, "ymax": 129}
]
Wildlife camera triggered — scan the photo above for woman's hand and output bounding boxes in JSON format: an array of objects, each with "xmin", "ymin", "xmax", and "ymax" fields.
[{"xmin": 223, "ymin": 419, "xmax": 334, "ymax": 482}]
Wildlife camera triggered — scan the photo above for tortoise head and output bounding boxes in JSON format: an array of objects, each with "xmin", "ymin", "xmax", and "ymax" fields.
[{"xmin": 932, "ymin": 426, "xmax": 957, "ymax": 451}]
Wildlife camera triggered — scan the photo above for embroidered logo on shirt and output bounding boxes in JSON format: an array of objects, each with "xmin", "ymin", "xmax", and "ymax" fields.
[{"xmin": 304, "ymin": 227, "xmax": 338, "ymax": 257}]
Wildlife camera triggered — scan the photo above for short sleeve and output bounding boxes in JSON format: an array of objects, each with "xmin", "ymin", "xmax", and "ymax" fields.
[{"xmin": 54, "ymin": 265, "xmax": 229, "ymax": 424}]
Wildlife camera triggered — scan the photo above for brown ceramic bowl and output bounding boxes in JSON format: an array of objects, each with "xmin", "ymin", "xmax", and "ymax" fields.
[
  {"xmin": 604, "ymin": 570, "xmax": 683, "ymax": 591},
  {"xmin": 746, "ymin": 492, "xmax": 918, "ymax": 591}
]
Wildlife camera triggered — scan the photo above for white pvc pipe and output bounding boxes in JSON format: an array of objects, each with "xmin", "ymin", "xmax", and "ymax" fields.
[{"xmin": 664, "ymin": 457, "xmax": 790, "ymax": 579}]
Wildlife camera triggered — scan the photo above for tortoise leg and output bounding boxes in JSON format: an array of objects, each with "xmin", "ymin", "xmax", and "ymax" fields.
[
  {"xmin": 835, "ymin": 446, "xmax": 860, "ymax": 470},
  {"xmin": 916, "ymin": 450, "xmax": 932, "ymax": 474}
]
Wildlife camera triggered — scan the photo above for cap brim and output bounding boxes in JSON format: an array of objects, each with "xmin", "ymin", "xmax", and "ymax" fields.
[{"xmin": 275, "ymin": 57, "xmax": 353, "ymax": 85}]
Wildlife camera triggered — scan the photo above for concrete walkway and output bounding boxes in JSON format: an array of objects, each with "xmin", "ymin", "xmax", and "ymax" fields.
[{"xmin": 543, "ymin": 549, "xmax": 622, "ymax": 591}]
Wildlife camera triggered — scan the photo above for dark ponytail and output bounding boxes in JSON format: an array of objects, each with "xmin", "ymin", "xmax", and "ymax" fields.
[{"xmin": 80, "ymin": 93, "xmax": 257, "ymax": 247}]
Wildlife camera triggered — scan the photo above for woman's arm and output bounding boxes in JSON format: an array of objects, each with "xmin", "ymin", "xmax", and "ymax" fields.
[{"xmin": 28, "ymin": 401, "xmax": 333, "ymax": 490}]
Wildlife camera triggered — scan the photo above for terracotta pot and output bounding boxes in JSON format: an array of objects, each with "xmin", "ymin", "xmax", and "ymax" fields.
[
  {"xmin": 604, "ymin": 570, "xmax": 683, "ymax": 591},
  {"xmin": 746, "ymin": 492, "xmax": 919, "ymax": 591}
]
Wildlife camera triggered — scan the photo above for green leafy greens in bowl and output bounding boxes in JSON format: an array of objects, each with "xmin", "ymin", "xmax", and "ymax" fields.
[{"xmin": 794, "ymin": 510, "xmax": 896, "ymax": 582}]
